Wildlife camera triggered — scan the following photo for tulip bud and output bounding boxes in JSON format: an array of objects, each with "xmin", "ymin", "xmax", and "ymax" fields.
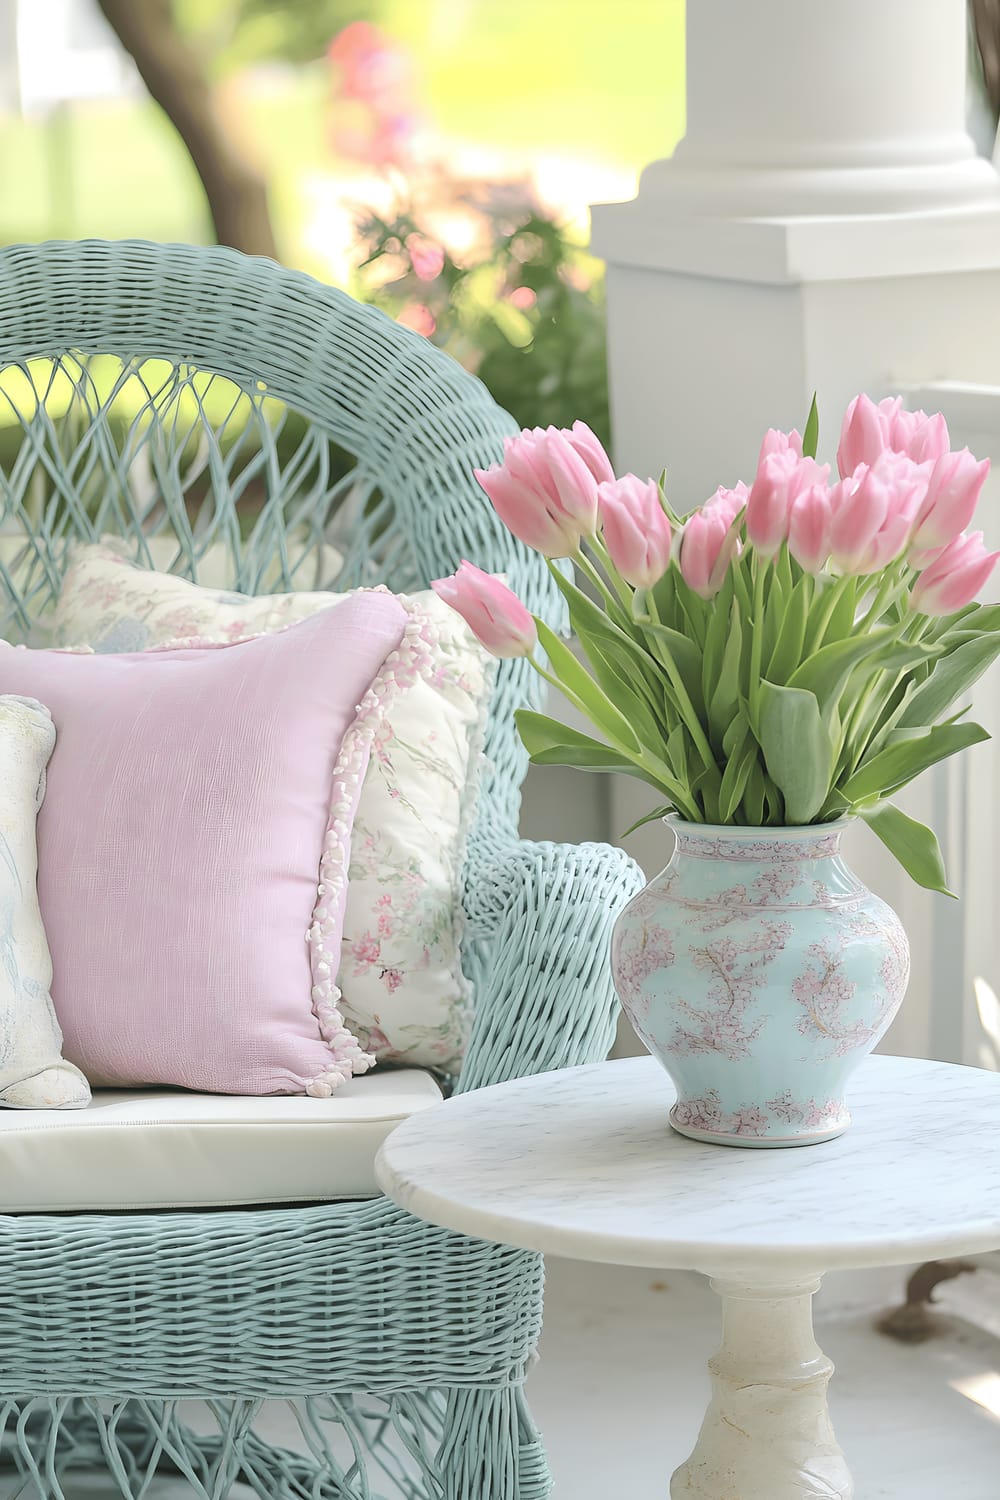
[
  {"xmin": 431, "ymin": 561, "xmax": 538, "ymax": 657},
  {"xmin": 887, "ymin": 407, "xmax": 951, "ymax": 465},
  {"xmin": 544, "ymin": 430, "xmax": 603, "ymax": 531},
  {"xmin": 757, "ymin": 428, "xmax": 803, "ymax": 467},
  {"xmin": 910, "ymin": 531, "xmax": 1000, "ymax": 617},
  {"xmin": 909, "ymin": 448, "xmax": 990, "ymax": 556},
  {"xmin": 475, "ymin": 422, "xmax": 612, "ymax": 558},
  {"xmin": 829, "ymin": 467, "xmax": 888, "ymax": 573},
  {"xmin": 787, "ymin": 484, "xmax": 833, "ymax": 574},
  {"xmin": 707, "ymin": 481, "xmax": 749, "ymax": 524},
  {"xmin": 598, "ymin": 475, "xmax": 672, "ymax": 589},
  {"xmin": 829, "ymin": 453, "xmax": 930, "ymax": 574},
  {"xmin": 746, "ymin": 451, "xmax": 828, "ymax": 559},
  {"xmin": 678, "ymin": 506, "xmax": 741, "ymax": 599},
  {"xmin": 569, "ymin": 420, "xmax": 616, "ymax": 486},
  {"xmin": 837, "ymin": 394, "xmax": 893, "ymax": 478}
]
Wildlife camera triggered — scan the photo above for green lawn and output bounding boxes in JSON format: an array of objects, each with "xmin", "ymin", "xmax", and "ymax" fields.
[{"xmin": 0, "ymin": 0, "xmax": 685, "ymax": 276}]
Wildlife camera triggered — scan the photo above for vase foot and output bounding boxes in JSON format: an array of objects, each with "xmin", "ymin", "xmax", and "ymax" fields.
[{"xmin": 668, "ymin": 1105, "xmax": 850, "ymax": 1149}]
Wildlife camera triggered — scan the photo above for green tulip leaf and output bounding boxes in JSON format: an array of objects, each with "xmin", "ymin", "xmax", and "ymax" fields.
[
  {"xmin": 534, "ymin": 619, "xmax": 641, "ymax": 752},
  {"xmin": 515, "ymin": 709, "xmax": 594, "ymax": 757},
  {"xmin": 573, "ymin": 624, "xmax": 666, "ymax": 748},
  {"xmin": 897, "ymin": 634, "xmax": 1000, "ymax": 729},
  {"xmin": 666, "ymin": 722, "xmax": 690, "ymax": 783},
  {"xmin": 758, "ymin": 680, "xmax": 833, "ymax": 823},
  {"xmin": 635, "ymin": 619, "xmax": 706, "ymax": 716},
  {"xmin": 718, "ymin": 717, "xmax": 757, "ymax": 822},
  {"xmin": 621, "ymin": 803, "xmax": 675, "ymax": 838},
  {"xmin": 767, "ymin": 572, "xmax": 811, "ymax": 683},
  {"xmin": 788, "ymin": 628, "xmax": 938, "ymax": 717},
  {"xmin": 802, "ymin": 392, "xmax": 819, "ymax": 460},
  {"xmin": 526, "ymin": 742, "xmax": 646, "ymax": 774},
  {"xmin": 722, "ymin": 704, "xmax": 749, "ymax": 758},
  {"xmin": 859, "ymin": 802, "xmax": 955, "ymax": 897},
  {"xmin": 787, "ymin": 631, "xmax": 882, "ymax": 702},
  {"xmin": 842, "ymin": 720, "xmax": 990, "ymax": 805},
  {"xmin": 741, "ymin": 758, "xmax": 768, "ymax": 824},
  {"xmin": 708, "ymin": 601, "xmax": 744, "ymax": 743},
  {"xmin": 697, "ymin": 571, "xmax": 734, "ymax": 698},
  {"xmin": 939, "ymin": 602, "xmax": 1000, "ymax": 638},
  {"xmin": 515, "ymin": 710, "xmax": 698, "ymax": 815}
]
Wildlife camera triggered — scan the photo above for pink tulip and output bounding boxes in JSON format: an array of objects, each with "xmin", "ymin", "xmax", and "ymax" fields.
[
  {"xmin": 837, "ymin": 394, "xmax": 893, "ymax": 478},
  {"xmin": 828, "ymin": 466, "xmax": 888, "ymax": 572},
  {"xmin": 504, "ymin": 428, "xmax": 598, "ymax": 530},
  {"xmin": 567, "ymin": 420, "xmax": 616, "ymax": 487},
  {"xmin": 745, "ymin": 451, "xmax": 828, "ymax": 558},
  {"xmin": 829, "ymin": 453, "xmax": 930, "ymax": 574},
  {"xmin": 787, "ymin": 483, "xmax": 833, "ymax": 573},
  {"xmin": 678, "ymin": 506, "xmax": 741, "ymax": 599},
  {"xmin": 706, "ymin": 480, "xmax": 749, "ymax": 524},
  {"xmin": 598, "ymin": 475, "xmax": 672, "ymax": 589},
  {"xmin": 887, "ymin": 406, "xmax": 951, "ymax": 464},
  {"xmin": 910, "ymin": 531, "xmax": 1000, "ymax": 616},
  {"xmin": 909, "ymin": 448, "xmax": 990, "ymax": 558},
  {"xmin": 757, "ymin": 427, "xmax": 803, "ymax": 465},
  {"xmin": 431, "ymin": 562, "xmax": 538, "ymax": 657},
  {"xmin": 474, "ymin": 424, "xmax": 612, "ymax": 558},
  {"xmin": 837, "ymin": 393, "xmax": 953, "ymax": 478}
]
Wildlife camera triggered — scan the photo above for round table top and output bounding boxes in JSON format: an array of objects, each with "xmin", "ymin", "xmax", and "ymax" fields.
[{"xmin": 375, "ymin": 1054, "xmax": 1000, "ymax": 1277}]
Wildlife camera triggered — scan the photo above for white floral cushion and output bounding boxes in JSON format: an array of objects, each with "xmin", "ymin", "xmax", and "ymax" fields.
[
  {"xmin": 54, "ymin": 546, "xmax": 494, "ymax": 1072},
  {"xmin": 0, "ymin": 695, "xmax": 90, "ymax": 1109},
  {"xmin": 0, "ymin": 528, "xmax": 342, "ymax": 645}
]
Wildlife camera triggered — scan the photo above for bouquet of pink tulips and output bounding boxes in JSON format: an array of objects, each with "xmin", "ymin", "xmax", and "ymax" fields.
[{"xmin": 432, "ymin": 396, "xmax": 1000, "ymax": 894}]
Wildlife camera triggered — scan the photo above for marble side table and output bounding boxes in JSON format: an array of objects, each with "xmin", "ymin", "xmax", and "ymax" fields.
[{"xmin": 376, "ymin": 1053, "xmax": 1000, "ymax": 1499}]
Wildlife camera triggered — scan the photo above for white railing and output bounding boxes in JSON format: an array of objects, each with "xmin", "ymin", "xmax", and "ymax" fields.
[{"xmin": 900, "ymin": 382, "xmax": 1000, "ymax": 1068}]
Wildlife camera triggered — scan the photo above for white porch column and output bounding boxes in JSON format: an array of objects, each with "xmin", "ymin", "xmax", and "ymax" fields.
[
  {"xmin": 593, "ymin": 0, "xmax": 1000, "ymax": 1066},
  {"xmin": 592, "ymin": 0, "xmax": 1000, "ymax": 503}
]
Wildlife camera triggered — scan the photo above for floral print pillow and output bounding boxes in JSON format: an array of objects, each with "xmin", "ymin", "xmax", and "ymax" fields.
[
  {"xmin": 0, "ymin": 696, "xmax": 91, "ymax": 1108},
  {"xmin": 54, "ymin": 545, "xmax": 494, "ymax": 1072}
]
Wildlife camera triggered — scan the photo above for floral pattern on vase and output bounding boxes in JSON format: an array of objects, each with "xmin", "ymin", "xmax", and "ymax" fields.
[{"xmin": 611, "ymin": 820, "xmax": 909, "ymax": 1147}]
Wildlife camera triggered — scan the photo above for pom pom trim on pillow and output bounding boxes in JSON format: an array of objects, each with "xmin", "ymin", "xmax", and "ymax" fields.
[{"xmin": 305, "ymin": 598, "xmax": 435, "ymax": 1095}]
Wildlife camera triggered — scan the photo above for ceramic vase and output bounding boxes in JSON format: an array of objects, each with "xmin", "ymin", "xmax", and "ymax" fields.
[{"xmin": 611, "ymin": 820, "xmax": 909, "ymax": 1147}]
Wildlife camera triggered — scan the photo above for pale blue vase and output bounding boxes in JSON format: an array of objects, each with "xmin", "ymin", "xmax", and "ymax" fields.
[{"xmin": 611, "ymin": 819, "xmax": 910, "ymax": 1147}]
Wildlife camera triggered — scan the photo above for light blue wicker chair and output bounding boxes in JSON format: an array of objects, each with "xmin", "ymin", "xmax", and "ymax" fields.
[{"xmin": 0, "ymin": 240, "xmax": 644, "ymax": 1499}]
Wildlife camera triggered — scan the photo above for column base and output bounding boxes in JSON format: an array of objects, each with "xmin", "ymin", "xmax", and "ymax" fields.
[{"xmin": 590, "ymin": 196, "xmax": 1000, "ymax": 287}]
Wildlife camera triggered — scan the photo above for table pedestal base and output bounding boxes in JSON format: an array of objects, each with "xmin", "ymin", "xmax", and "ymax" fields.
[{"xmin": 671, "ymin": 1275, "xmax": 852, "ymax": 1500}]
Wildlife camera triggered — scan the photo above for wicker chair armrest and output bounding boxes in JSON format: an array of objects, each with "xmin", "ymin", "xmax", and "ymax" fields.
[{"xmin": 456, "ymin": 837, "xmax": 645, "ymax": 1093}]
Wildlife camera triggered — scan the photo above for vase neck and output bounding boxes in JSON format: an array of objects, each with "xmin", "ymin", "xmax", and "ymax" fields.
[{"xmin": 668, "ymin": 825, "xmax": 845, "ymax": 865}]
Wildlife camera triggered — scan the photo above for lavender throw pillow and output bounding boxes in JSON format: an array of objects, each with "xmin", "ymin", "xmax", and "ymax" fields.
[{"xmin": 0, "ymin": 594, "xmax": 418, "ymax": 1096}]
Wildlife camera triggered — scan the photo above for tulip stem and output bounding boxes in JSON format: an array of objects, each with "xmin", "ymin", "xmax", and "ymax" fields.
[
  {"xmin": 526, "ymin": 653, "xmax": 700, "ymax": 819},
  {"xmin": 836, "ymin": 614, "xmax": 914, "ymax": 774},
  {"xmin": 748, "ymin": 553, "xmax": 767, "ymax": 704},
  {"xmin": 573, "ymin": 546, "xmax": 627, "ymax": 618},
  {"xmin": 856, "ymin": 563, "xmax": 905, "ymax": 632},
  {"xmin": 587, "ymin": 536, "xmax": 635, "ymax": 612},
  {"xmin": 641, "ymin": 593, "xmax": 718, "ymax": 776},
  {"xmin": 810, "ymin": 573, "xmax": 856, "ymax": 651}
]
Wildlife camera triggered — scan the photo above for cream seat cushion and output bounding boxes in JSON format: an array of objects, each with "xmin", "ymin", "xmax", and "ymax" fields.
[{"xmin": 0, "ymin": 1069, "xmax": 442, "ymax": 1211}]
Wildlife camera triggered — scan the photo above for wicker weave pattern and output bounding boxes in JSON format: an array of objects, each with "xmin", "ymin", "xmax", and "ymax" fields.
[{"xmin": 0, "ymin": 241, "xmax": 645, "ymax": 1497}]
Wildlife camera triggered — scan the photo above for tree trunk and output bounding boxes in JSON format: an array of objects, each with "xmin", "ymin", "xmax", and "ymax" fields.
[
  {"xmin": 97, "ymin": 0, "xmax": 279, "ymax": 261},
  {"xmin": 972, "ymin": 0, "xmax": 1000, "ymax": 126}
]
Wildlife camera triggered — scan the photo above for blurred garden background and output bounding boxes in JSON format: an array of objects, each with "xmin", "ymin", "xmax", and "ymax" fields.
[{"xmin": 0, "ymin": 0, "xmax": 686, "ymax": 444}]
